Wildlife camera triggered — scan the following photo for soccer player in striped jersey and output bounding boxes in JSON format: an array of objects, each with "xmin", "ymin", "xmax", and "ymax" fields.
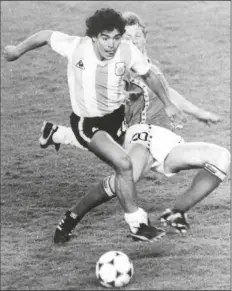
[
  {"xmin": 42, "ymin": 12, "xmax": 221, "ymax": 151},
  {"xmin": 4, "ymin": 8, "xmax": 187, "ymax": 243},
  {"xmin": 28, "ymin": 12, "xmax": 229, "ymax": 242}
]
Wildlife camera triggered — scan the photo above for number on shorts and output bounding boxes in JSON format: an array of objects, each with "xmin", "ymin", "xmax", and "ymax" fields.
[{"xmin": 132, "ymin": 131, "xmax": 148, "ymax": 142}]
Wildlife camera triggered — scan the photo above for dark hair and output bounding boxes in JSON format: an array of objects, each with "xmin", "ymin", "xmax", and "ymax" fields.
[{"xmin": 86, "ymin": 8, "xmax": 126, "ymax": 37}]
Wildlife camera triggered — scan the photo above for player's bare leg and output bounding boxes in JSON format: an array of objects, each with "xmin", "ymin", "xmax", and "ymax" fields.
[
  {"xmin": 88, "ymin": 131, "xmax": 165, "ymax": 241},
  {"xmin": 66, "ymin": 143, "xmax": 153, "ymax": 223},
  {"xmin": 126, "ymin": 143, "xmax": 154, "ymax": 182},
  {"xmin": 66, "ymin": 143, "xmax": 164, "ymax": 240},
  {"xmin": 88, "ymin": 130, "xmax": 139, "ymax": 213},
  {"xmin": 159, "ymin": 142, "xmax": 230, "ymax": 233},
  {"xmin": 54, "ymin": 131, "xmax": 165, "ymax": 243}
]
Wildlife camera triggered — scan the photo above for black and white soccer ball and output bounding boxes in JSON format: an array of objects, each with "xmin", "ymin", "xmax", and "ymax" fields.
[{"xmin": 96, "ymin": 250, "xmax": 134, "ymax": 288}]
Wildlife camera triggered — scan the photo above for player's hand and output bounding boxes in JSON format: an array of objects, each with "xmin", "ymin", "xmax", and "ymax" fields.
[
  {"xmin": 196, "ymin": 110, "xmax": 222, "ymax": 126},
  {"xmin": 3, "ymin": 45, "xmax": 20, "ymax": 62},
  {"xmin": 165, "ymin": 103, "xmax": 186, "ymax": 128}
]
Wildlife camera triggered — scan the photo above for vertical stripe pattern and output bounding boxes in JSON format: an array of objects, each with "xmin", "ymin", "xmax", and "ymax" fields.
[
  {"xmin": 95, "ymin": 64, "xmax": 109, "ymax": 111},
  {"xmin": 67, "ymin": 37, "xmax": 148, "ymax": 117}
]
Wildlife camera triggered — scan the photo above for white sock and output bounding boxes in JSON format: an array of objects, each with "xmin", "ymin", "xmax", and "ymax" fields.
[
  {"xmin": 53, "ymin": 126, "xmax": 86, "ymax": 150},
  {"xmin": 124, "ymin": 208, "xmax": 148, "ymax": 234}
]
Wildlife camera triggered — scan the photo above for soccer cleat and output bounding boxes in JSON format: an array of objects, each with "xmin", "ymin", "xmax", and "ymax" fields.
[
  {"xmin": 39, "ymin": 121, "xmax": 60, "ymax": 151},
  {"xmin": 130, "ymin": 223, "xmax": 166, "ymax": 242},
  {"xmin": 54, "ymin": 211, "xmax": 79, "ymax": 244},
  {"xmin": 159, "ymin": 208, "xmax": 189, "ymax": 233}
]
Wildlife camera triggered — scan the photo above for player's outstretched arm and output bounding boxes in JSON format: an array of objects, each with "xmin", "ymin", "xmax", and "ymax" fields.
[
  {"xmin": 3, "ymin": 30, "xmax": 53, "ymax": 62},
  {"xmin": 141, "ymin": 66, "xmax": 186, "ymax": 125},
  {"xmin": 169, "ymin": 87, "xmax": 222, "ymax": 126}
]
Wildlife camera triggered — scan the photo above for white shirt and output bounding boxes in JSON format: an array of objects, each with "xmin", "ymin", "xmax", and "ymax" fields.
[{"xmin": 50, "ymin": 31, "xmax": 151, "ymax": 117}]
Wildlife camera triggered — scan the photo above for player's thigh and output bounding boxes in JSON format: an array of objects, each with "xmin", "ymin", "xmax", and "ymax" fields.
[
  {"xmin": 126, "ymin": 143, "xmax": 153, "ymax": 182},
  {"xmin": 163, "ymin": 142, "xmax": 228, "ymax": 174},
  {"xmin": 88, "ymin": 130, "xmax": 131, "ymax": 171}
]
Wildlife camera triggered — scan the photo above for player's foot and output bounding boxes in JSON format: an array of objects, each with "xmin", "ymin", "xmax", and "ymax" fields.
[
  {"xmin": 159, "ymin": 208, "xmax": 189, "ymax": 233},
  {"xmin": 54, "ymin": 211, "xmax": 79, "ymax": 244},
  {"xmin": 39, "ymin": 121, "xmax": 60, "ymax": 151},
  {"xmin": 130, "ymin": 223, "xmax": 166, "ymax": 242}
]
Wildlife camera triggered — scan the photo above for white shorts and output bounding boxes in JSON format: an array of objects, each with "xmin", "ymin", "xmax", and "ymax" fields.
[{"xmin": 123, "ymin": 124, "xmax": 184, "ymax": 176}]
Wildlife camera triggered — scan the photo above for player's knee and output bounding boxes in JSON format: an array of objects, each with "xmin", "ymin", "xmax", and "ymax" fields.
[
  {"xmin": 205, "ymin": 147, "xmax": 230, "ymax": 181},
  {"xmin": 116, "ymin": 154, "xmax": 133, "ymax": 173},
  {"xmin": 214, "ymin": 147, "xmax": 230, "ymax": 173},
  {"xmin": 221, "ymin": 148, "xmax": 230, "ymax": 172}
]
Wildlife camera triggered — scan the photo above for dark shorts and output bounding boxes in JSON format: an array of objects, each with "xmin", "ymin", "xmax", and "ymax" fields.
[{"xmin": 70, "ymin": 105, "xmax": 126, "ymax": 149}]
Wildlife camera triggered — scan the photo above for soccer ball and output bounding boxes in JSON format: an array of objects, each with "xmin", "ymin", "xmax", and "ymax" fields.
[{"xmin": 96, "ymin": 251, "xmax": 134, "ymax": 288}]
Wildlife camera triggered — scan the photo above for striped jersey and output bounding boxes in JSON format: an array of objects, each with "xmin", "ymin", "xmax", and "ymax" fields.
[{"xmin": 50, "ymin": 31, "xmax": 150, "ymax": 117}]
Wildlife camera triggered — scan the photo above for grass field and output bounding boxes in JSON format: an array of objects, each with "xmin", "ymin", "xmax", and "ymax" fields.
[{"xmin": 1, "ymin": 1, "xmax": 231, "ymax": 290}]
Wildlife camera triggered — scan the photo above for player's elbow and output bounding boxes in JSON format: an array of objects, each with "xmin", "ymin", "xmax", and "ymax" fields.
[
  {"xmin": 141, "ymin": 68, "xmax": 163, "ymax": 92},
  {"xmin": 30, "ymin": 30, "xmax": 54, "ymax": 47}
]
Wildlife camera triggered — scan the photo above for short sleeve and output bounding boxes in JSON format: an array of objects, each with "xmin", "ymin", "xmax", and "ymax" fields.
[
  {"xmin": 129, "ymin": 43, "xmax": 151, "ymax": 76},
  {"xmin": 50, "ymin": 31, "xmax": 81, "ymax": 62}
]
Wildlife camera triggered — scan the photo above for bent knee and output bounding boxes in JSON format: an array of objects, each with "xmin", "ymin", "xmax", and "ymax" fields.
[
  {"xmin": 210, "ymin": 147, "xmax": 231, "ymax": 173},
  {"xmin": 218, "ymin": 148, "xmax": 231, "ymax": 172},
  {"xmin": 116, "ymin": 154, "xmax": 133, "ymax": 173}
]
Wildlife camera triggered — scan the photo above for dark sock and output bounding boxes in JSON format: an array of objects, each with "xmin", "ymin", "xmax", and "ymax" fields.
[{"xmin": 70, "ymin": 181, "xmax": 114, "ymax": 223}]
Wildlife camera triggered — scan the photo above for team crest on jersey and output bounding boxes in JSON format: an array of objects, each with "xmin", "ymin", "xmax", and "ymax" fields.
[
  {"xmin": 76, "ymin": 60, "xmax": 85, "ymax": 70},
  {"xmin": 115, "ymin": 62, "xmax": 126, "ymax": 76}
]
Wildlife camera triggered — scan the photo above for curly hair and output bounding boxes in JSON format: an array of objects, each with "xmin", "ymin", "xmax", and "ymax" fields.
[{"xmin": 85, "ymin": 8, "xmax": 126, "ymax": 37}]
